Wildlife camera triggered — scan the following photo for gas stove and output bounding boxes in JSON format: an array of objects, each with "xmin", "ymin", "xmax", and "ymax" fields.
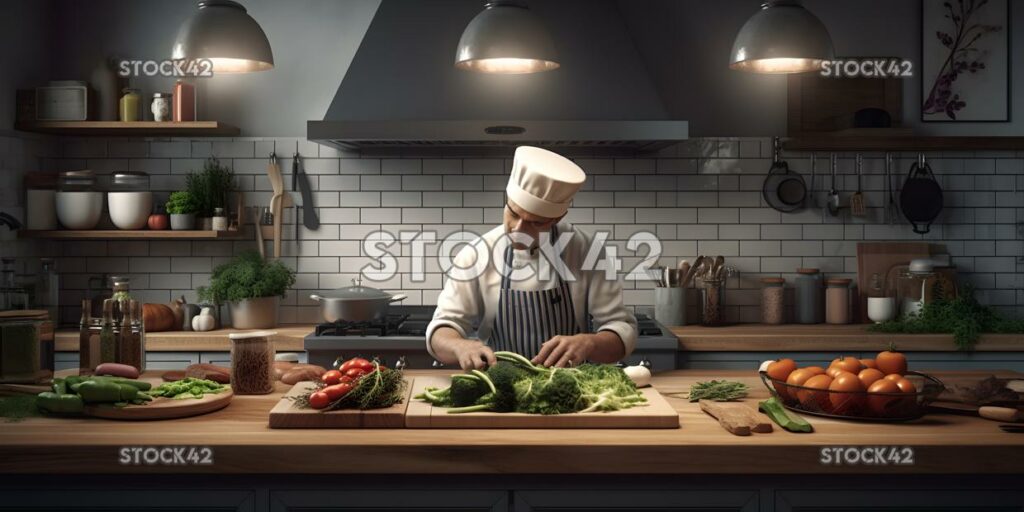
[{"xmin": 304, "ymin": 305, "xmax": 679, "ymax": 371}]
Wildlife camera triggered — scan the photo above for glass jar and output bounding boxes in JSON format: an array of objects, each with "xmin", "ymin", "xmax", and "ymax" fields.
[
  {"xmin": 35, "ymin": 258, "xmax": 59, "ymax": 323},
  {"xmin": 119, "ymin": 88, "xmax": 141, "ymax": 122},
  {"xmin": 825, "ymin": 278, "xmax": 852, "ymax": 325},
  {"xmin": 229, "ymin": 331, "xmax": 275, "ymax": 395},
  {"xmin": 151, "ymin": 92, "xmax": 172, "ymax": 122},
  {"xmin": 760, "ymin": 277, "xmax": 785, "ymax": 325},
  {"xmin": 211, "ymin": 207, "xmax": 228, "ymax": 231},
  {"xmin": 24, "ymin": 172, "xmax": 58, "ymax": 230},
  {"xmin": 118, "ymin": 299, "xmax": 145, "ymax": 372},
  {"xmin": 109, "ymin": 172, "xmax": 153, "ymax": 230},
  {"xmin": 891, "ymin": 259, "xmax": 938, "ymax": 318},
  {"xmin": 0, "ymin": 319, "xmax": 50, "ymax": 384},
  {"xmin": 173, "ymin": 80, "xmax": 196, "ymax": 122},
  {"xmin": 794, "ymin": 268, "xmax": 824, "ymax": 324},
  {"xmin": 110, "ymin": 275, "xmax": 131, "ymax": 302},
  {"xmin": 699, "ymin": 279, "xmax": 726, "ymax": 327}
]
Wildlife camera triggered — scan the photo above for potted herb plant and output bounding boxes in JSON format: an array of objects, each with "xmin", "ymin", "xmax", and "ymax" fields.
[
  {"xmin": 197, "ymin": 251, "xmax": 295, "ymax": 329},
  {"xmin": 165, "ymin": 190, "xmax": 198, "ymax": 230},
  {"xmin": 186, "ymin": 157, "xmax": 235, "ymax": 230}
]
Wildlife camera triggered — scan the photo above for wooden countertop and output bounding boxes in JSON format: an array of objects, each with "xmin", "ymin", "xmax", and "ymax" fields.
[
  {"xmin": 671, "ymin": 324, "xmax": 1024, "ymax": 352},
  {"xmin": 55, "ymin": 326, "xmax": 314, "ymax": 352},
  {"xmin": 1, "ymin": 370, "xmax": 1022, "ymax": 475}
]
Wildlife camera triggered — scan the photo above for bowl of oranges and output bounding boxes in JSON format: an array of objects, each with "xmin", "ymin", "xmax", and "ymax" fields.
[{"xmin": 759, "ymin": 348, "xmax": 945, "ymax": 421}]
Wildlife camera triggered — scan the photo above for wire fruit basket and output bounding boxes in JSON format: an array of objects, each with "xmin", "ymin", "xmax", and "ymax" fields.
[{"xmin": 759, "ymin": 370, "xmax": 945, "ymax": 422}]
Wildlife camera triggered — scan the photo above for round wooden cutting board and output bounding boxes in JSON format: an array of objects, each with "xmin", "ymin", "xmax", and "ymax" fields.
[{"xmin": 82, "ymin": 378, "xmax": 234, "ymax": 421}]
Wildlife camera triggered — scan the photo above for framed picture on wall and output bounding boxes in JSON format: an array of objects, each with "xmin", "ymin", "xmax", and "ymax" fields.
[{"xmin": 921, "ymin": 0, "xmax": 1010, "ymax": 122}]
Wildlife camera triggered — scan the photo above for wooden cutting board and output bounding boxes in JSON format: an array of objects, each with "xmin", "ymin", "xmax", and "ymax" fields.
[
  {"xmin": 268, "ymin": 379, "xmax": 412, "ymax": 429},
  {"xmin": 82, "ymin": 377, "xmax": 233, "ymax": 421},
  {"xmin": 856, "ymin": 242, "xmax": 932, "ymax": 323},
  {"xmin": 405, "ymin": 376, "xmax": 680, "ymax": 429}
]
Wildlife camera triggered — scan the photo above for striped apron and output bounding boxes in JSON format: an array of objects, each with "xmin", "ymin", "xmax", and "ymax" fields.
[{"xmin": 489, "ymin": 226, "xmax": 580, "ymax": 356}]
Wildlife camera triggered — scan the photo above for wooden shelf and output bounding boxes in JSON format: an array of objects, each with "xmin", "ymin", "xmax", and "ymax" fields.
[
  {"xmin": 55, "ymin": 326, "xmax": 312, "ymax": 352},
  {"xmin": 18, "ymin": 230, "xmax": 244, "ymax": 240},
  {"xmin": 14, "ymin": 121, "xmax": 239, "ymax": 137},
  {"xmin": 783, "ymin": 135, "xmax": 1024, "ymax": 152}
]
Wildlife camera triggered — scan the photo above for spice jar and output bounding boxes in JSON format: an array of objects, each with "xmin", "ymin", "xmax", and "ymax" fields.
[
  {"xmin": 99, "ymin": 299, "xmax": 117, "ymax": 365},
  {"xmin": 760, "ymin": 277, "xmax": 785, "ymax": 325},
  {"xmin": 211, "ymin": 207, "xmax": 228, "ymax": 231},
  {"xmin": 78, "ymin": 299, "xmax": 101, "ymax": 375},
  {"xmin": 117, "ymin": 299, "xmax": 145, "ymax": 372},
  {"xmin": 119, "ymin": 88, "xmax": 141, "ymax": 122},
  {"xmin": 700, "ymin": 279, "xmax": 726, "ymax": 327},
  {"xmin": 794, "ymin": 268, "xmax": 824, "ymax": 324},
  {"xmin": 228, "ymin": 331, "xmax": 276, "ymax": 395},
  {"xmin": 151, "ymin": 92, "xmax": 172, "ymax": 122},
  {"xmin": 825, "ymin": 278, "xmax": 852, "ymax": 325}
]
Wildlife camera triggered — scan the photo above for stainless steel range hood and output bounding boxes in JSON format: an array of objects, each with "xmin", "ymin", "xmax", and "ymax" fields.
[{"xmin": 308, "ymin": 0, "xmax": 687, "ymax": 155}]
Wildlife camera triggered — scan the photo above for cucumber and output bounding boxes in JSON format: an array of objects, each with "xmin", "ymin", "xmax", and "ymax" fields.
[{"xmin": 759, "ymin": 397, "xmax": 813, "ymax": 433}]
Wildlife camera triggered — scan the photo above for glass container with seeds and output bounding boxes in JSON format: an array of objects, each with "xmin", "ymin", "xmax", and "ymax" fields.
[
  {"xmin": 699, "ymin": 279, "xmax": 726, "ymax": 327},
  {"xmin": 760, "ymin": 277, "xmax": 786, "ymax": 325},
  {"xmin": 228, "ymin": 331, "xmax": 276, "ymax": 395},
  {"xmin": 117, "ymin": 299, "xmax": 145, "ymax": 372}
]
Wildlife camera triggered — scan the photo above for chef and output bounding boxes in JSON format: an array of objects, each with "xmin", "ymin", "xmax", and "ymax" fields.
[{"xmin": 426, "ymin": 146, "xmax": 637, "ymax": 370}]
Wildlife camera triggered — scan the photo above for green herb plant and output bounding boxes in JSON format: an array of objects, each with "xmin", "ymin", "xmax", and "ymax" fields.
[
  {"xmin": 868, "ymin": 285, "xmax": 1024, "ymax": 351},
  {"xmin": 197, "ymin": 250, "xmax": 296, "ymax": 304},
  {"xmin": 165, "ymin": 190, "xmax": 198, "ymax": 215},
  {"xmin": 186, "ymin": 158, "xmax": 235, "ymax": 217},
  {"xmin": 681, "ymin": 380, "xmax": 749, "ymax": 402}
]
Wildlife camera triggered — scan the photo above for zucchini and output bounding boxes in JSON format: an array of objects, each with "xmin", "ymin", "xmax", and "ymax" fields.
[{"xmin": 759, "ymin": 397, "xmax": 813, "ymax": 433}]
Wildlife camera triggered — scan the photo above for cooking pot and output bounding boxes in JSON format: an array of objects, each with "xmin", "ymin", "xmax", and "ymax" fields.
[{"xmin": 310, "ymin": 279, "xmax": 407, "ymax": 323}]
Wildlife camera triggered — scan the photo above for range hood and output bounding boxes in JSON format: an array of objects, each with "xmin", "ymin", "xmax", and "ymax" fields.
[{"xmin": 308, "ymin": 0, "xmax": 688, "ymax": 155}]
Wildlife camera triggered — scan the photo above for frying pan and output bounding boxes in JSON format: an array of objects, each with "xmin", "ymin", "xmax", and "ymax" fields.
[
  {"xmin": 900, "ymin": 155, "xmax": 943, "ymax": 235},
  {"xmin": 762, "ymin": 138, "xmax": 807, "ymax": 213}
]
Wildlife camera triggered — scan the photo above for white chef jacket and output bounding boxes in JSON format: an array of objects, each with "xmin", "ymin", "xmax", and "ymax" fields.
[{"xmin": 426, "ymin": 221, "xmax": 638, "ymax": 359}]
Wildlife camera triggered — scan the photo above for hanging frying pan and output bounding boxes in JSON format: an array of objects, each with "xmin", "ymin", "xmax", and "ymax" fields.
[
  {"xmin": 762, "ymin": 137, "xmax": 807, "ymax": 213},
  {"xmin": 899, "ymin": 155, "xmax": 943, "ymax": 235}
]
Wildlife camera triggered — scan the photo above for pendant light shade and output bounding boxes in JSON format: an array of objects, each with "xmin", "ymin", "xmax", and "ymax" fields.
[
  {"xmin": 172, "ymin": 0, "xmax": 273, "ymax": 74},
  {"xmin": 729, "ymin": 0, "xmax": 834, "ymax": 74},
  {"xmin": 455, "ymin": 0, "xmax": 559, "ymax": 74}
]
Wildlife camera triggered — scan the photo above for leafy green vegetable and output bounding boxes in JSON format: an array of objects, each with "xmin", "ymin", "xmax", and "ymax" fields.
[
  {"xmin": 327, "ymin": 365, "xmax": 406, "ymax": 410},
  {"xmin": 684, "ymin": 380, "xmax": 749, "ymax": 402},
  {"xmin": 149, "ymin": 378, "xmax": 226, "ymax": 399},
  {"xmin": 186, "ymin": 158, "xmax": 235, "ymax": 217},
  {"xmin": 415, "ymin": 351, "xmax": 647, "ymax": 415},
  {"xmin": 165, "ymin": 190, "xmax": 198, "ymax": 215},
  {"xmin": 868, "ymin": 285, "xmax": 1024, "ymax": 351},
  {"xmin": 0, "ymin": 395, "xmax": 42, "ymax": 422},
  {"xmin": 197, "ymin": 250, "xmax": 296, "ymax": 303}
]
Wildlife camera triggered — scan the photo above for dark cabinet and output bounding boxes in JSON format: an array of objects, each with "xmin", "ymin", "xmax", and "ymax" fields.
[
  {"xmin": 270, "ymin": 490, "xmax": 508, "ymax": 512},
  {"xmin": 775, "ymin": 489, "xmax": 1024, "ymax": 512},
  {"xmin": 513, "ymin": 490, "xmax": 759, "ymax": 512},
  {"xmin": 0, "ymin": 489, "xmax": 256, "ymax": 510}
]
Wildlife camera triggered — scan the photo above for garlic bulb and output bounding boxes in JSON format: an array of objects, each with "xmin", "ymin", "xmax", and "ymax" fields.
[{"xmin": 623, "ymin": 364, "xmax": 652, "ymax": 388}]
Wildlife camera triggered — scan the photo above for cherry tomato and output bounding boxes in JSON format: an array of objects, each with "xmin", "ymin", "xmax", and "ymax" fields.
[
  {"xmin": 322, "ymin": 370, "xmax": 343, "ymax": 386},
  {"xmin": 308, "ymin": 391, "xmax": 330, "ymax": 409},
  {"xmin": 344, "ymin": 368, "xmax": 367, "ymax": 379},
  {"xmin": 323, "ymin": 382, "xmax": 353, "ymax": 401},
  {"xmin": 339, "ymin": 375, "xmax": 354, "ymax": 384}
]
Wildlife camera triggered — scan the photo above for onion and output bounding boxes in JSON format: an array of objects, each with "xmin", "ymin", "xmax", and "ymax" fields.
[{"xmin": 623, "ymin": 365, "xmax": 652, "ymax": 388}]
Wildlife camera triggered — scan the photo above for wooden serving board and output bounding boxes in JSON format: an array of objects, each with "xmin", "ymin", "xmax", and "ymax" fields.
[
  {"xmin": 268, "ymin": 379, "xmax": 413, "ymax": 429},
  {"xmin": 405, "ymin": 376, "xmax": 680, "ymax": 429},
  {"xmin": 82, "ymin": 378, "xmax": 233, "ymax": 421}
]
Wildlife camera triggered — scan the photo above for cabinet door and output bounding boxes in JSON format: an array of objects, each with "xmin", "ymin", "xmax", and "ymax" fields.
[
  {"xmin": 270, "ymin": 490, "xmax": 507, "ymax": 512},
  {"xmin": 775, "ymin": 489, "xmax": 1024, "ymax": 512},
  {"xmin": 514, "ymin": 490, "xmax": 758, "ymax": 512},
  {"xmin": 146, "ymin": 352, "xmax": 200, "ymax": 369},
  {"xmin": 54, "ymin": 352, "xmax": 79, "ymax": 371},
  {"xmin": 200, "ymin": 352, "xmax": 232, "ymax": 366},
  {"xmin": 0, "ymin": 489, "xmax": 255, "ymax": 511}
]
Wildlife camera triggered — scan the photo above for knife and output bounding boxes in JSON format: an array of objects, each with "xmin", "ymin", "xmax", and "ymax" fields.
[{"xmin": 293, "ymin": 152, "xmax": 320, "ymax": 230}]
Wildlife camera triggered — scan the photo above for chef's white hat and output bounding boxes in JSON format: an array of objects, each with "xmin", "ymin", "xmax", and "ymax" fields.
[{"xmin": 506, "ymin": 146, "xmax": 586, "ymax": 218}]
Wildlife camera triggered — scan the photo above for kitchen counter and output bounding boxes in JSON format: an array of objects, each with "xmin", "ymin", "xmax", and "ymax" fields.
[
  {"xmin": 2, "ymin": 369, "xmax": 1022, "ymax": 475},
  {"xmin": 54, "ymin": 326, "xmax": 314, "ymax": 352},
  {"xmin": 671, "ymin": 324, "xmax": 1024, "ymax": 352}
]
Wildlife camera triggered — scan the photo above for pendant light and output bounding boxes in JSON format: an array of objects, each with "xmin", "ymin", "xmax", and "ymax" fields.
[
  {"xmin": 172, "ymin": 0, "xmax": 273, "ymax": 74},
  {"xmin": 455, "ymin": 0, "xmax": 559, "ymax": 74},
  {"xmin": 729, "ymin": 0, "xmax": 834, "ymax": 74}
]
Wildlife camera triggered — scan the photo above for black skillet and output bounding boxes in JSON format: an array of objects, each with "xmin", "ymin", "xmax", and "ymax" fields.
[{"xmin": 899, "ymin": 156, "xmax": 943, "ymax": 235}]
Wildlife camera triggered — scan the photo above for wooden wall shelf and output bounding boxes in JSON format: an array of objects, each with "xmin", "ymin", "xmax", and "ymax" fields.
[
  {"xmin": 783, "ymin": 136, "xmax": 1024, "ymax": 152},
  {"xmin": 14, "ymin": 121, "xmax": 239, "ymax": 137},
  {"xmin": 18, "ymin": 230, "xmax": 243, "ymax": 240}
]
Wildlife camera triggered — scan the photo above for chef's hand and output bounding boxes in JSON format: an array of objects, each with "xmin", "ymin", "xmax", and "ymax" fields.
[
  {"xmin": 452, "ymin": 339, "xmax": 497, "ymax": 371},
  {"xmin": 532, "ymin": 334, "xmax": 596, "ymax": 368}
]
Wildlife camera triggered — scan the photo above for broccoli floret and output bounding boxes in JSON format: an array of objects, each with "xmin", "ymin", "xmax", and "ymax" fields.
[
  {"xmin": 450, "ymin": 375, "xmax": 489, "ymax": 407},
  {"xmin": 516, "ymin": 367, "xmax": 584, "ymax": 415}
]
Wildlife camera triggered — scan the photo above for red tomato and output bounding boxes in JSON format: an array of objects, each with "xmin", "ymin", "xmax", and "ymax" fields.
[
  {"xmin": 147, "ymin": 214, "xmax": 169, "ymax": 231},
  {"xmin": 308, "ymin": 391, "xmax": 330, "ymax": 409},
  {"xmin": 340, "ymin": 357, "xmax": 372, "ymax": 372},
  {"xmin": 322, "ymin": 370, "xmax": 343, "ymax": 386},
  {"xmin": 323, "ymin": 382, "xmax": 353, "ymax": 401},
  {"xmin": 339, "ymin": 375, "xmax": 354, "ymax": 384},
  {"xmin": 344, "ymin": 368, "xmax": 367, "ymax": 379}
]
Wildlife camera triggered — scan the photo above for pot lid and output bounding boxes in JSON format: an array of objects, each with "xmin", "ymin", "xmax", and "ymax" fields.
[{"xmin": 317, "ymin": 278, "xmax": 394, "ymax": 300}]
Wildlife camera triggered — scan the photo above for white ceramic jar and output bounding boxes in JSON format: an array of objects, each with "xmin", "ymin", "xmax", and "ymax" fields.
[
  {"xmin": 107, "ymin": 172, "xmax": 152, "ymax": 230},
  {"xmin": 56, "ymin": 170, "xmax": 103, "ymax": 230}
]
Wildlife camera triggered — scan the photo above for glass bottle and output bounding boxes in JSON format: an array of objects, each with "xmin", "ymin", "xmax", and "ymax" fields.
[
  {"xmin": 36, "ymin": 259, "xmax": 59, "ymax": 323},
  {"xmin": 78, "ymin": 299, "xmax": 96, "ymax": 375},
  {"xmin": 118, "ymin": 299, "xmax": 145, "ymax": 371},
  {"xmin": 99, "ymin": 299, "xmax": 117, "ymax": 364}
]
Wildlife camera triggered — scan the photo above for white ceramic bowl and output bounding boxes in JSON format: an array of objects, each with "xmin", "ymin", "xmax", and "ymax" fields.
[
  {"xmin": 55, "ymin": 191, "xmax": 103, "ymax": 230},
  {"xmin": 108, "ymin": 191, "xmax": 153, "ymax": 230},
  {"xmin": 867, "ymin": 297, "xmax": 897, "ymax": 324}
]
